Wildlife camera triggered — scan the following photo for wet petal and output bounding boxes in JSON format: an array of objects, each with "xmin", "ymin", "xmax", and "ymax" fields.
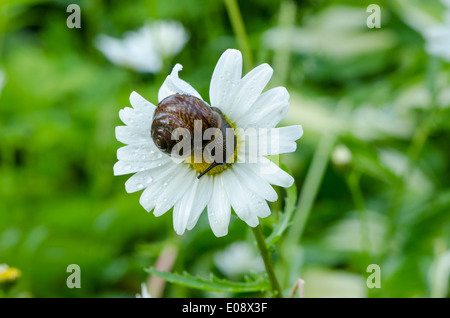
[
  {"xmin": 158, "ymin": 64, "xmax": 203, "ymax": 102},
  {"xmin": 207, "ymin": 175, "xmax": 231, "ymax": 237},
  {"xmin": 209, "ymin": 49, "xmax": 242, "ymax": 111}
]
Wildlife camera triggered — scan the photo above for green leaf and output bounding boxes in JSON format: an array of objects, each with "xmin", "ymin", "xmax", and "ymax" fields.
[
  {"xmin": 265, "ymin": 164, "xmax": 298, "ymax": 246},
  {"xmin": 145, "ymin": 267, "xmax": 270, "ymax": 293}
]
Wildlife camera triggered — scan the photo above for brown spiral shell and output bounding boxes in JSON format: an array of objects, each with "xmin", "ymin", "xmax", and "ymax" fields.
[{"xmin": 151, "ymin": 94, "xmax": 220, "ymax": 155}]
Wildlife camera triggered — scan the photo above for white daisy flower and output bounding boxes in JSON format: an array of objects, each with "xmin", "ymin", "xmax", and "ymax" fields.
[
  {"xmin": 95, "ymin": 20, "xmax": 189, "ymax": 73},
  {"xmin": 114, "ymin": 49, "xmax": 303, "ymax": 237}
]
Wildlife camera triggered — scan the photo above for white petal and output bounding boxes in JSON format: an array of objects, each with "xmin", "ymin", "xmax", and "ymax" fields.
[
  {"xmin": 158, "ymin": 64, "xmax": 203, "ymax": 102},
  {"xmin": 227, "ymin": 63, "xmax": 273, "ymax": 122},
  {"xmin": 237, "ymin": 87, "xmax": 289, "ymax": 129},
  {"xmin": 186, "ymin": 176, "xmax": 213, "ymax": 231},
  {"xmin": 209, "ymin": 49, "xmax": 242, "ymax": 111},
  {"xmin": 173, "ymin": 178, "xmax": 199, "ymax": 235},
  {"xmin": 117, "ymin": 143, "xmax": 162, "ymax": 161},
  {"xmin": 258, "ymin": 125, "xmax": 303, "ymax": 156},
  {"xmin": 249, "ymin": 157, "xmax": 294, "ymax": 188},
  {"xmin": 153, "ymin": 167, "xmax": 196, "ymax": 217},
  {"xmin": 119, "ymin": 107, "xmax": 153, "ymax": 129},
  {"xmin": 247, "ymin": 192, "xmax": 271, "ymax": 219},
  {"xmin": 124, "ymin": 161, "xmax": 178, "ymax": 193},
  {"xmin": 228, "ymin": 177, "xmax": 270, "ymax": 222},
  {"xmin": 115, "ymin": 126, "xmax": 151, "ymax": 145},
  {"xmin": 130, "ymin": 91, "xmax": 157, "ymax": 112},
  {"xmin": 138, "ymin": 164, "xmax": 184, "ymax": 212},
  {"xmin": 207, "ymin": 175, "xmax": 231, "ymax": 237},
  {"xmin": 113, "ymin": 155, "xmax": 172, "ymax": 176},
  {"xmin": 118, "ymin": 92, "xmax": 156, "ymax": 135},
  {"xmin": 222, "ymin": 169, "xmax": 259, "ymax": 227},
  {"xmin": 232, "ymin": 164, "xmax": 278, "ymax": 202}
]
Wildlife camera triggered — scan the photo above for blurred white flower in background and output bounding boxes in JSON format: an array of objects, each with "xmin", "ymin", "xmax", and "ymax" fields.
[
  {"xmin": 424, "ymin": 0, "xmax": 450, "ymax": 61},
  {"xmin": 395, "ymin": 0, "xmax": 450, "ymax": 61},
  {"xmin": 95, "ymin": 20, "xmax": 189, "ymax": 73},
  {"xmin": 213, "ymin": 242, "xmax": 265, "ymax": 278},
  {"xmin": 320, "ymin": 212, "xmax": 388, "ymax": 256},
  {"xmin": 262, "ymin": 6, "xmax": 396, "ymax": 60},
  {"xmin": 350, "ymin": 106, "xmax": 414, "ymax": 141}
]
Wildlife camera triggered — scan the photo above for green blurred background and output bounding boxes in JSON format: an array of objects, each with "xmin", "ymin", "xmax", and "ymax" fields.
[{"xmin": 1, "ymin": 0, "xmax": 449, "ymax": 298}]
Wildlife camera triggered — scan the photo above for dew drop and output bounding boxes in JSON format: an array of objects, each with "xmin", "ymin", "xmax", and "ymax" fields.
[
  {"xmin": 145, "ymin": 176, "xmax": 153, "ymax": 183},
  {"xmin": 137, "ymin": 183, "xmax": 144, "ymax": 189}
]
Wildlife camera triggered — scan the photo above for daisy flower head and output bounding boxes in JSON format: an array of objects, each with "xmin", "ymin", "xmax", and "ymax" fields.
[
  {"xmin": 114, "ymin": 49, "xmax": 303, "ymax": 237},
  {"xmin": 95, "ymin": 20, "xmax": 189, "ymax": 73}
]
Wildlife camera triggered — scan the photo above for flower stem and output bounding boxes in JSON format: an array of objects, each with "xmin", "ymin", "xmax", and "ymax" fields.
[
  {"xmin": 252, "ymin": 224, "xmax": 283, "ymax": 297},
  {"xmin": 285, "ymin": 132, "xmax": 336, "ymax": 244},
  {"xmin": 285, "ymin": 101, "xmax": 350, "ymax": 246},
  {"xmin": 224, "ymin": 0, "xmax": 254, "ymax": 70}
]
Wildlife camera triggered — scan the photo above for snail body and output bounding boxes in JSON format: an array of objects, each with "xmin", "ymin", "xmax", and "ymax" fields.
[{"xmin": 151, "ymin": 94, "xmax": 235, "ymax": 178}]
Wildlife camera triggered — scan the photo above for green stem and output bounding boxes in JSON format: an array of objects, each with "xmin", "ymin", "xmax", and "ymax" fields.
[
  {"xmin": 285, "ymin": 132, "xmax": 337, "ymax": 244},
  {"xmin": 346, "ymin": 171, "xmax": 371, "ymax": 267},
  {"xmin": 224, "ymin": 0, "xmax": 254, "ymax": 70},
  {"xmin": 285, "ymin": 101, "xmax": 350, "ymax": 246},
  {"xmin": 252, "ymin": 225, "xmax": 283, "ymax": 297},
  {"xmin": 273, "ymin": 0, "xmax": 296, "ymax": 86}
]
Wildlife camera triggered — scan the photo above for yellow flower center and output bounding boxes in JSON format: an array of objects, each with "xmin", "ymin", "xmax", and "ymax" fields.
[
  {"xmin": 185, "ymin": 148, "xmax": 237, "ymax": 176},
  {"xmin": 185, "ymin": 127, "xmax": 239, "ymax": 177}
]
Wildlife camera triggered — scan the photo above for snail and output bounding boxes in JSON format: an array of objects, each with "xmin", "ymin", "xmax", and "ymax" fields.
[{"xmin": 151, "ymin": 94, "xmax": 236, "ymax": 179}]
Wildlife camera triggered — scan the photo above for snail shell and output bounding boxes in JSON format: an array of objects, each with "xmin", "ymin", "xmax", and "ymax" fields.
[{"xmin": 151, "ymin": 94, "xmax": 235, "ymax": 178}]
